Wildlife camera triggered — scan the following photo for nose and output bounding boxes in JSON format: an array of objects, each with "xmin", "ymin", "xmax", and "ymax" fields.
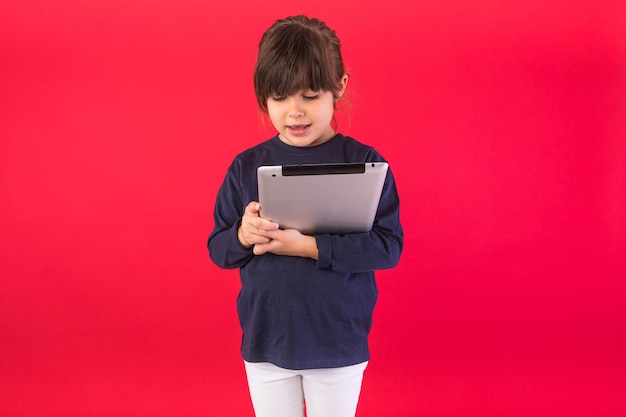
[{"xmin": 288, "ymin": 97, "xmax": 305, "ymax": 119}]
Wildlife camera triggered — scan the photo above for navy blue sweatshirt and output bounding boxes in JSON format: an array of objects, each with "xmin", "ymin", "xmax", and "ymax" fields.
[{"xmin": 208, "ymin": 134, "xmax": 403, "ymax": 370}]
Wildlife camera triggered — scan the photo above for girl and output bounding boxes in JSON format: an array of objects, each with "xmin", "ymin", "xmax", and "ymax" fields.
[{"xmin": 208, "ymin": 15, "xmax": 403, "ymax": 417}]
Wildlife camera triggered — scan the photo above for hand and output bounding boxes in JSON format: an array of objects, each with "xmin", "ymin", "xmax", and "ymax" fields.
[
  {"xmin": 238, "ymin": 201, "xmax": 279, "ymax": 249},
  {"xmin": 253, "ymin": 228, "xmax": 319, "ymax": 260}
]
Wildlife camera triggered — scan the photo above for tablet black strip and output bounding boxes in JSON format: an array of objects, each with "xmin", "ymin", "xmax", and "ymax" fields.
[{"xmin": 282, "ymin": 163, "xmax": 366, "ymax": 176}]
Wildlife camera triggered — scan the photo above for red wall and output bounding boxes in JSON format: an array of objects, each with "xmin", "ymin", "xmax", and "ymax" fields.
[{"xmin": 1, "ymin": 1, "xmax": 625, "ymax": 416}]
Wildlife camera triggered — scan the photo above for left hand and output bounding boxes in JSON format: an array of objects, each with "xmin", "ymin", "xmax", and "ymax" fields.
[{"xmin": 253, "ymin": 228, "xmax": 319, "ymax": 260}]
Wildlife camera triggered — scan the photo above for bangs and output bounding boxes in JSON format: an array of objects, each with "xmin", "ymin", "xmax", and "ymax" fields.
[
  {"xmin": 261, "ymin": 43, "xmax": 336, "ymax": 97},
  {"xmin": 254, "ymin": 21, "xmax": 343, "ymax": 111}
]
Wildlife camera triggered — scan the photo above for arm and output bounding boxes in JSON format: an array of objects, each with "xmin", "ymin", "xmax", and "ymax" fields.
[
  {"xmin": 207, "ymin": 164, "xmax": 255, "ymax": 269},
  {"xmin": 253, "ymin": 168, "xmax": 403, "ymax": 272},
  {"xmin": 315, "ymin": 169, "xmax": 403, "ymax": 273}
]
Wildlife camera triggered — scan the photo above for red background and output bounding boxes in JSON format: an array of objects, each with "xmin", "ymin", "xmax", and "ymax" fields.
[{"xmin": 1, "ymin": 1, "xmax": 625, "ymax": 416}]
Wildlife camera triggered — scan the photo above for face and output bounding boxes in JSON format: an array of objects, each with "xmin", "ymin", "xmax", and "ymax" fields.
[{"xmin": 266, "ymin": 76, "xmax": 348, "ymax": 147}]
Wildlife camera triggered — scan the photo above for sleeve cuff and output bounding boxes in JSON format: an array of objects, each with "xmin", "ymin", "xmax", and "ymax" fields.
[
  {"xmin": 231, "ymin": 222, "xmax": 253, "ymax": 254},
  {"xmin": 315, "ymin": 234, "xmax": 331, "ymax": 269}
]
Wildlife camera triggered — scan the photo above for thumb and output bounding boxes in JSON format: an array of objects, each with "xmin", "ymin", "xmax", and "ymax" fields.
[
  {"xmin": 246, "ymin": 201, "xmax": 262, "ymax": 216},
  {"xmin": 253, "ymin": 243, "xmax": 268, "ymax": 256}
]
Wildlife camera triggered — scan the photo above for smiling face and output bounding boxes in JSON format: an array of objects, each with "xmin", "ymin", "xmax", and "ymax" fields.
[
  {"xmin": 266, "ymin": 78, "xmax": 347, "ymax": 147},
  {"xmin": 254, "ymin": 16, "xmax": 349, "ymax": 145}
]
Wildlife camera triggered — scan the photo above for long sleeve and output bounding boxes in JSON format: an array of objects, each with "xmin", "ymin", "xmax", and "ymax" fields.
[
  {"xmin": 207, "ymin": 160, "xmax": 254, "ymax": 269},
  {"xmin": 315, "ymin": 168, "xmax": 403, "ymax": 273}
]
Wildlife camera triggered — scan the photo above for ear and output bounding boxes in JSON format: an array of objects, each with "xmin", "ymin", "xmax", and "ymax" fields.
[{"xmin": 336, "ymin": 74, "xmax": 349, "ymax": 99}]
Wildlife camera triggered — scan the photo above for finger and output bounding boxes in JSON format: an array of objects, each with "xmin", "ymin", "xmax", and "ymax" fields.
[
  {"xmin": 258, "ymin": 219, "xmax": 280, "ymax": 231},
  {"xmin": 245, "ymin": 201, "xmax": 262, "ymax": 216},
  {"xmin": 259, "ymin": 228, "xmax": 281, "ymax": 240},
  {"xmin": 243, "ymin": 216, "xmax": 277, "ymax": 234},
  {"xmin": 242, "ymin": 228, "xmax": 272, "ymax": 245},
  {"xmin": 253, "ymin": 242, "xmax": 269, "ymax": 256}
]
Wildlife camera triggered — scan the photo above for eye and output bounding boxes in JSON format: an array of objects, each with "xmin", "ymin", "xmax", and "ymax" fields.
[
  {"xmin": 303, "ymin": 92, "xmax": 320, "ymax": 100},
  {"xmin": 271, "ymin": 95, "xmax": 286, "ymax": 102}
]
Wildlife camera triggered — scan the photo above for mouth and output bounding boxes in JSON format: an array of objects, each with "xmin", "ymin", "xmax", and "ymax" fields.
[{"xmin": 287, "ymin": 124, "xmax": 311, "ymax": 136}]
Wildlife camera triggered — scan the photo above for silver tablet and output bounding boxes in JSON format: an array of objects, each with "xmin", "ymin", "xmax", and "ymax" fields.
[{"xmin": 257, "ymin": 162, "xmax": 388, "ymax": 234}]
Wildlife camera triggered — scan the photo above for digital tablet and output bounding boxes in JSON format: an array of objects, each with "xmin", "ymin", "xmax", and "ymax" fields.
[{"xmin": 257, "ymin": 162, "xmax": 388, "ymax": 234}]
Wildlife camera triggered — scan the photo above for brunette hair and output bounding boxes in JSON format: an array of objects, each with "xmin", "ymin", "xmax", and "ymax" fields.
[{"xmin": 254, "ymin": 15, "xmax": 347, "ymax": 112}]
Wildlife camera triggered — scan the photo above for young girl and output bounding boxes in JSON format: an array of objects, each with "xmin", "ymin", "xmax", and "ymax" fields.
[{"xmin": 208, "ymin": 15, "xmax": 403, "ymax": 417}]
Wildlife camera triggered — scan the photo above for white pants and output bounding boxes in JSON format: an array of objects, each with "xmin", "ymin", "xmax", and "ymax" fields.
[{"xmin": 244, "ymin": 361, "xmax": 368, "ymax": 417}]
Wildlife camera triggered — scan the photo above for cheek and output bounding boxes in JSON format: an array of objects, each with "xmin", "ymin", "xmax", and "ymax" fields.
[
  {"xmin": 320, "ymin": 101, "xmax": 336, "ymax": 122},
  {"xmin": 266, "ymin": 106, "xmax": 282, "ymax": 126}
]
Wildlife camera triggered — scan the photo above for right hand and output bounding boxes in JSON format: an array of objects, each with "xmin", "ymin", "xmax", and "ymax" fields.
[{"xmin": 238, "ymin": 201, "xmax": 279, "ymax": 249}]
